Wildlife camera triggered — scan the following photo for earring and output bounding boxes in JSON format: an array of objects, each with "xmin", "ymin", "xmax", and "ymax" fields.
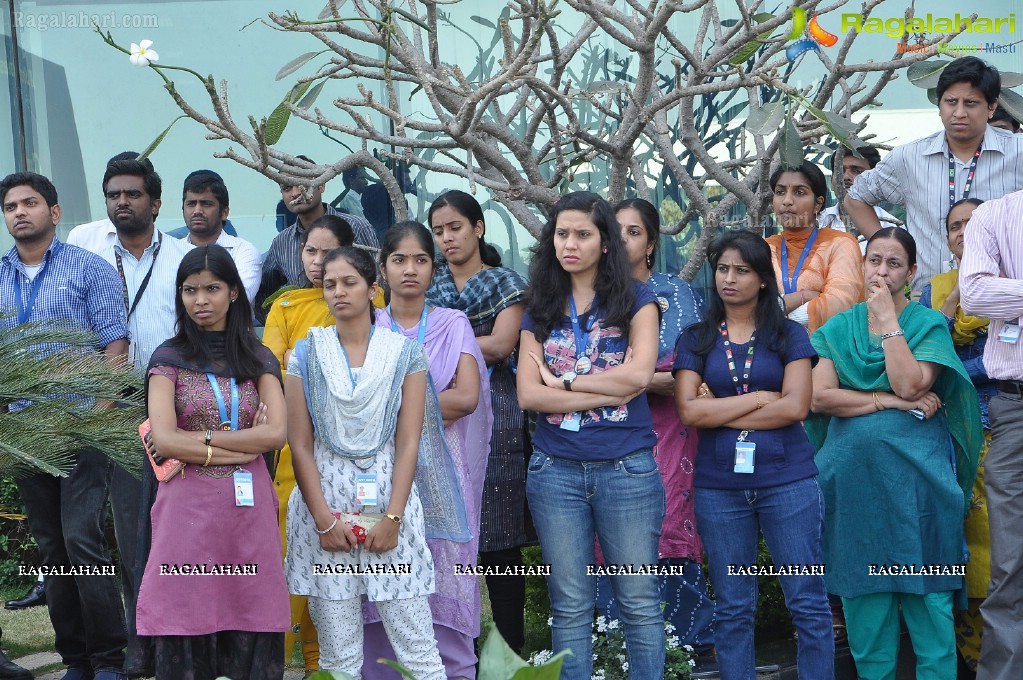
[
  {"xmin": 646, "ymin": 253, "xmax": 654, "ymax": 269},
  {"xmin": 760, "ymin": 284, "xmax": 766, "ymax": 289},
  {"xmin": 602, "ymin": 246, "xmax": 608, "ymax": 254},
  {"xmin": 230, "ymin": 298, "xmax": 237, "ymax": 303}
]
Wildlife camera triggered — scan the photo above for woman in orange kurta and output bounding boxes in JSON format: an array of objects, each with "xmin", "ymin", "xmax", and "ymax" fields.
[
  {"xmin": 262, "ymin": 215, "xmax": 383, "ymax": 673},
  {"xmin": 766, "ymin": 161, "xmax": 864, "ymax": 334}
]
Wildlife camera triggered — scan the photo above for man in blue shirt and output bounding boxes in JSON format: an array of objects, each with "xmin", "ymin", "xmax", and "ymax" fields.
[{"xmin": 0, "ymin": 172, "xmax": 129, "ymax": 680}]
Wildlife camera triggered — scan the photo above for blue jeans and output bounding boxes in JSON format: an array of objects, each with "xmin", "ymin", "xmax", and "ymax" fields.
[
  {"xmin": 695, "ymin": 477, "xmax": 834, "ymax": 680},
  {"xmin": 526, "ymin": 449, "xmax": 666, "ymax": 680}
]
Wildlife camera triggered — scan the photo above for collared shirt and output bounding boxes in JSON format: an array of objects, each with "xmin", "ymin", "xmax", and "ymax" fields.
[
  {"xmin": 847, "ymin": 125, "xmax": 1023, "ymax": 295},
  {"xmin": 180, "ymin": 230, "xmax": 261, "ymax": 307},
  {"xmin": 959, "ymin": 190, "xmax": 1023, "ymax": 380},
  {"xmin": 66, "ymin": 218, "xmax": 116, "ymax": 253},
  {"xmin": 255, "ymin": 204, "xmax": 377, "ymax": 320},
  {"xmin": 0, "ymin": 238, "xmax": 127, "ymax": 346},
  {"xmin": 93, "ymin": 231, "xmax": 194, "ymax": 372},
  {"xmin": 818, "ymin": 204, "xmax": 901, "ymax": 255}
]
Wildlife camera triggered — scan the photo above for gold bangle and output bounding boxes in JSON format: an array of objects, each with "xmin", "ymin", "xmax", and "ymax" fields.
[
  {"xmin": 755, "ymin": 391, "xmax": 763, "ymax": 409},
  {"xmin": 203, "ymin": 445, "xmax": 213, "ymax": 467},
  {"xmin": 872, "ymin": 391, "xmax": 884, "ymax": 411}
]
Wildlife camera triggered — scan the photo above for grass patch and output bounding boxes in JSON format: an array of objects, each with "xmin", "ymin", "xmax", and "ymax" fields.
[{"xmin": 0, "ymin": 586, "xmax": 54, "ymax": 660}]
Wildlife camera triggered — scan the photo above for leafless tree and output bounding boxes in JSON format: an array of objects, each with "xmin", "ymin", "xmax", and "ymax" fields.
[{"xmin": 101, "ymin": 0, "xmax": 962, "ymax": 278}]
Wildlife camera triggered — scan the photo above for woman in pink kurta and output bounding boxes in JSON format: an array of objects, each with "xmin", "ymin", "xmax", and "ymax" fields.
[{"xmin": 138, "ymin": 245, "xmax": 290, "ymax": 680}]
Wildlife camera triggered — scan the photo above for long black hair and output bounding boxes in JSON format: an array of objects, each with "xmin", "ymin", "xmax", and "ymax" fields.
[
  {"xmin": 686, "ymin": 230, "xmax": 788, "ymax": 357},
  {"xmin": 524, "ymin": 191, "xmax": 635, "ymax": 341},
  {"xmin": 170, "ymin": 245, "xmax": 264, "ymax": 379},
  {"xmin": 428, "ymin": 190, "xmax": 502, "ymax": 266},
  {"xmin": 614, "ymin": 197, "xmax": 660, "ymax": 269}
]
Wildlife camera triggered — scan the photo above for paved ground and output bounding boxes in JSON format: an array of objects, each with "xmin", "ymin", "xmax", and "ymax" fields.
[{"xmin": 11, "ymin": 652, "xmax": 306, "ymax": 679}]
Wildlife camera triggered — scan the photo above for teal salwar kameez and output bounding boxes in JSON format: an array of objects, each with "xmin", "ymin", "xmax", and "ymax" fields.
[{"xmin": 808, "ymin": 302, "xmax": 981, "ymax": 680}]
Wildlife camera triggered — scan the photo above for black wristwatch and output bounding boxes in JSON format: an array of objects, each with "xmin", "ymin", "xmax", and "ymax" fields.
[{"xmin": 563, "ymin": 371, "xmax": 578, "ymax": 391}]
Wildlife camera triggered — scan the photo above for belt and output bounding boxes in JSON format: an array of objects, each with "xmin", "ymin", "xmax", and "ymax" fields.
[{"xmin": 999, "ymin": 380, "xmax": 1023, "ymax": 397}]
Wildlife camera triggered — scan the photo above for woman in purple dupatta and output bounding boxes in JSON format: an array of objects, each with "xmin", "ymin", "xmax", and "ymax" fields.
[{"xmin": 363, "ymin": 221, "xmax": 493, "ymax": 679}]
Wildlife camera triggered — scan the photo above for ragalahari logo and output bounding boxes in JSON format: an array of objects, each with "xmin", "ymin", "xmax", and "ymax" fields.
[{"xmin": 786, "ymin": 7, "xmax": 838, "ymax": 62}]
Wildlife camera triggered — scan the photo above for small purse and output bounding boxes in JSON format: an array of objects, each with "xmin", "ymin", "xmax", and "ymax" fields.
[{"xmin": 139, "ymin": 419, "xmax": 184, "ymax": 482}]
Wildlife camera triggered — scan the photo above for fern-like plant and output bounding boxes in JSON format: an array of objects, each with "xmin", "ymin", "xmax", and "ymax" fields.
[{"xmin": 0, "ymin": 315, "xmax": 144, "ymax": 478}]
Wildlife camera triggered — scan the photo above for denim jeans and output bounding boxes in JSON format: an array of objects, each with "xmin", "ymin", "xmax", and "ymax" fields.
[
  {"xmin": 17, "ymin": 449, "xmax": 127, "ymax": 672},
  {"xmin": 526, "ymin": 449, "xmax": 666, "ymax": 680},
  {"xmin": 695, "ymin": 477, "xmax": 834, "ymax": 680}
]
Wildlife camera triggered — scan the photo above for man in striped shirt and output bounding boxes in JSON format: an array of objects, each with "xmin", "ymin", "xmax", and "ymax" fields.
[
  {"xmin": 845, "ymin": 56, "xmax": 1023, "ymax": 296},
  {"xmin": 960, "ymin": 191, "xmax": 1023, "ymax": 680},
  {"xmin": 254, "ymin": 155, "xmax": 378, "ymax": 322}
]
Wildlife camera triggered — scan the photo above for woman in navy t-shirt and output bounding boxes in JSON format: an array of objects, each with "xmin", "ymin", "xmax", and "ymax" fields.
[
  {"xmin": 673, "ymin": 229, "xmax": 833, "ymax": 679},
  {"xmin": 517, "ymin": 191, "xmax": 664, "ymax": 680}
]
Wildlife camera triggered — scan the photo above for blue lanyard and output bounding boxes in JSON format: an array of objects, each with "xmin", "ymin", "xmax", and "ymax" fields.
[
  {"xmin": 205, "ymin": 373, "xmax": 239, "ymax": 431},
  {"xmin": 569, "ymin": 295, "xmax": 596, "ymax": 372},
  {"xmin": 12, "ymin": 255, "xmax": 51, "ymax": 325},
  {"xmin": 338, "ymin": 327, "xmax": 374, "ymax": 386},
  {"xmin": 779, "ymin": 227, "xmax": 819, "ymax": 295},
  {"xmin": 387, "ymin": 304, "xmax": 429, "ymax": 345}
]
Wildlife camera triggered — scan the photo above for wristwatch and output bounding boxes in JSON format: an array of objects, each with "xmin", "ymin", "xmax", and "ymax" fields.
[
  {"xmin": 562, "ymin": 371, "xmax": 578, "ymax": 391},
  {"xmin": 384, "ymin": 513, "xmax": 402, "ymax": 526}
]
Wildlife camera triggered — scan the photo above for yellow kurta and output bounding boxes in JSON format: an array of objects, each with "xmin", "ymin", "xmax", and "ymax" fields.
[{"xmin": 768, "ymin": 227, "xmax": 865, "ymax": 333}]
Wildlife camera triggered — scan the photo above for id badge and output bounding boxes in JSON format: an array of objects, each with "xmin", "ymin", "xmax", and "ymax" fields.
[
  {"xmin": 233, "ymin": 470, "xmax": 255, "ymax": 507},
  {"xmin": 356, "ymin": 473, "xmax": 379, "ymax": 507},
  {"xmin": 734, "ymin": 441, "xmax": 756, "ymax": 474},
  {"xmin": 997, "ymin": 323, "xmax": 1021, "ymax": 345},
  {"xmin": 560, "ymin": 411, "xmax": 581, "ymax": 432}
]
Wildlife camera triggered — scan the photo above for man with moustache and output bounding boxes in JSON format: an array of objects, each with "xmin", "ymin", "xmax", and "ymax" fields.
[
  {"xmin": 0, "ymin": 172, "xmax": 129, "ymax": 680},
  {"xmin": 172, "ymin": 171, "xmax": 259, "ymax": 305},
  {"xmin": 818, "ymin": 146, "xmax": 899, "ymax": 253},
  {"xmin": 254, "ymin": 155, "xmax": 377, "ymax": 321},
  {"xmin": 845, "ymin": 56, "xmax": 1023, "ymax": 296},
  {"xmin": 84, "ymin": 158, "xmax": 192, "ymax": 672}
]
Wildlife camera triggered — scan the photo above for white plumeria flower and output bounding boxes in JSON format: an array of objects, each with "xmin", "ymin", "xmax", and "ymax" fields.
[
  {"xmin": 129, "ymin": 40, "xmax": 159, "ymax": 66},
  {"xmin": 607, "ymin": 619, "xmax": 620, "ymax": 630}
]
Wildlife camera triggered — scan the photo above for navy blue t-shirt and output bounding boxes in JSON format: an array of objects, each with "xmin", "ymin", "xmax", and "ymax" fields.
[
  {"xmin": 522, "ymin": 281, "xmax": 658, "ymax": 460},
  {"xmin": 673, "ymin": 319, "xmax": 818, "ymax": 489}
]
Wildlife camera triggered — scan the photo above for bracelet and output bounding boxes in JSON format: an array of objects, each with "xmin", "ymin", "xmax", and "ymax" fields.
[
  {"xmin": 872, "ymin": 391, "xmax": 885, "ymax": 411},
  {"xmin": 799, "ymin": 290, "xmax": 807, "ymax": 304},
  {"xmin": 880, "ymin": 329, "xmax": 905, "ymax": 343},
  {"xmin": 755, "ymin": 391, "xmax": 763, "ymax": 410},
  {"xmin": 385, "ymin": 513, "xmax": 402, "ymax": 526},
  {"xmin": 203, "ymin": 445, "xmax": 213, "ymax": 467},
  {"xmin": 204, "ymin": 429, "xmax": 213, "ymax": 446},
  {"xmin": 315, "ymin": 517, "xmax": 338, "ymax": 535}
]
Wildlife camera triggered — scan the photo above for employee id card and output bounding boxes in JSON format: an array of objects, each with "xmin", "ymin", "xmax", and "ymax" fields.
[
  {"xmin": 997, "ymin": 322, "xmax": 1020, "ymax": 344},
  {"xmin": 233, "ymin": 470, "xmax": 254, "ymax": 506},
  {"xmin": 560, "ymin": 411, "xmax": 581, "ymax": 432},
  {"xmin": 734, "ymin": 441, "xmax": 756, "ymax": 474},
  {"xmin": 357, "ymin": 473, "xmax": 379, "ymax": 507}
]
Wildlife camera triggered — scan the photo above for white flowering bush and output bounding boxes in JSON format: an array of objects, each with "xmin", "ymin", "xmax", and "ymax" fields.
[{"xmin": 528, "ymin": 616, "xmax": 695, "ymax": 679}]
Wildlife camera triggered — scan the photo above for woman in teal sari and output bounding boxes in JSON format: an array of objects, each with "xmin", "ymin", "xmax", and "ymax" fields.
[{"xmin": 808, "ymin": 228, "xmax": 981, "ymax": 680}]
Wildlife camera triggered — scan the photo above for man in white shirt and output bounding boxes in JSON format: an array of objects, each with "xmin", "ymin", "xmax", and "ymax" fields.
[
  {"xmin": 818, "ymin": 146, "xmax": 900, "ymax": 254},
  {"xmin": 82, "ymin": 158, "xmax": 192, "ymax": 662},
  {"xmin": 176, "ymin": 171, "xmax": 260, "ymax": 305}
]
